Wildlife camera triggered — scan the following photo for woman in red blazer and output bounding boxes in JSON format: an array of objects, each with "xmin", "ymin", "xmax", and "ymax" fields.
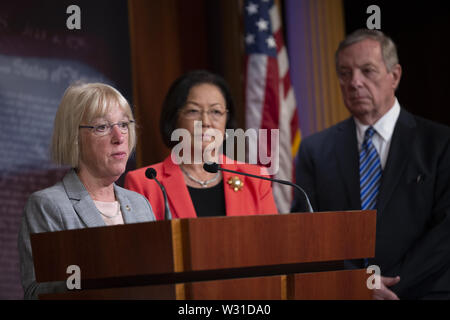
[
  {"xmin": 125, "ymin": 70, "xmax": 278, "ymax": 220},
  {"xmin": 125, "ymin": 155, "xmax": 278, "ymax": 220}
]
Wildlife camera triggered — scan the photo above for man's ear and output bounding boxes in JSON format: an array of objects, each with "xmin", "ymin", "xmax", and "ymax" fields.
[{"xmin": 390, "ymin": 64, "xmax": 402, "ymax": 90}]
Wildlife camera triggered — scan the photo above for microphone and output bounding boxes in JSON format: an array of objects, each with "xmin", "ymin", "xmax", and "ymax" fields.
[
  {"xmin": 203, "ymin": 162, "xmax": 313, "ymax": 213},
  {"xmin": 145, "ymin": 168, "xmax": 172, "ymax": 220}
]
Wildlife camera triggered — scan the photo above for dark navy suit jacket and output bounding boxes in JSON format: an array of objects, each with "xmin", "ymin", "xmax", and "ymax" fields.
[{"xmin": 292, "ymin": 108, "xmax": 450, "ymax": 299}]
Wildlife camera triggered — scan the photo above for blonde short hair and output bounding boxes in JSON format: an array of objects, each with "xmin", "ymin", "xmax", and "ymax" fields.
[{"xmin": 51, "ymin": 82, "xmax": 136, "ymax": 168}]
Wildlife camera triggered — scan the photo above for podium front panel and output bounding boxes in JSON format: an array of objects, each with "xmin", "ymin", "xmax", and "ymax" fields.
[
  {"xmin": 183, "ymin": 275, "xmax": 286, "ymax": 300},
  {"xmin": 179, "ymin": 211, "xmax": 376, "ymax": 272},
  {"xmin": 31, "ymin": 220, "xmax": 175, "ymax": 283},
  {"xmin": 39, "ymin": 283, "xmax": 177, "ymax": 300},
  {"xmin": 31, "ymin": 210, "xmax": 376, "ymax": 294},
  {"xmin": 287, "ymin": 269, "xmax": 372, "ymax": 300}
]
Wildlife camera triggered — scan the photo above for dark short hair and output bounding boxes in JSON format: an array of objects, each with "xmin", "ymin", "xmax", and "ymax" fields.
[{"xmin": 160, "ymin": 70, "xmax": 237, "ymax": 148}]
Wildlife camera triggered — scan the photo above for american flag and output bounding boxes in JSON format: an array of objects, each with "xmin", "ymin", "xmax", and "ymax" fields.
[{"xmin": 244, "ymin": 0, "xmax": 301, "ymax": 213}]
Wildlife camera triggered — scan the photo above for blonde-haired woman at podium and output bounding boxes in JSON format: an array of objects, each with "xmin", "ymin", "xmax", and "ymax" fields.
[{"xmin": 18, "ymin": 83, "xmax": 156, "ymax": 299}]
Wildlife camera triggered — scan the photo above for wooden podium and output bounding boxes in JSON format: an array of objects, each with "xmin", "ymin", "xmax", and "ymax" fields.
[{"xmin": 31, "ymin": 210, "xmax": 376, "ymax": 300}]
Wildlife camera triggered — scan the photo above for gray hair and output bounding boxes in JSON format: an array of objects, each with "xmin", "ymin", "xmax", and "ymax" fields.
[{"xmin": 335, "ymin": 29, "xmax": 399, "ymax": 72}]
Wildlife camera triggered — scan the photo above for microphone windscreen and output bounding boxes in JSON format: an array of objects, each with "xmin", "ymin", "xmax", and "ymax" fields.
[
  {"xmin": 203, "ymin": 162, "xmax": 219, "ymax": 173},
  {"xmin": 145, "ymin": 168, "xmax": 157, "ymax": 180}
]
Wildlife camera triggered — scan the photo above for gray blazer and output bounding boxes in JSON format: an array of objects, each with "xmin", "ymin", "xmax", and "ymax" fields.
[{"xmin": 18, "ymin": 169, "xmax": 156, "ymax": 299}]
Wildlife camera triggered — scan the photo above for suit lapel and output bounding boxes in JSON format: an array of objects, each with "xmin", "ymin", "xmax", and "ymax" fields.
[
  {"xmin": 114, "ymin": 185, "xmax": 140, "ymax": 224},
  {"xmin": 63, "ymin": 170, "xmax": 106, "ymax": 228},
  {"xmin": 377, "ymin": 109, "xmax": 416, "ymax": 216},
  {"xmin": 335, "ymin": 118, "xmax": 361, "ymax": 210},
  {"xmin": 162, "ymin": 157, "xmax": 198, "ymax": 219}
]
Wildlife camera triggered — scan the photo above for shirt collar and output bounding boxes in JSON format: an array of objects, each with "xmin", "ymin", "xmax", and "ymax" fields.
[{"xmin": 355, "ymin": 98, "xmax": 401, "ymax": 144}]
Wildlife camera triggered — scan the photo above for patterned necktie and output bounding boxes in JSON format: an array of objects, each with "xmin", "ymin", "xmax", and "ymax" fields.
[
  {"xmin": 360, "ymin": 126, "xmax": 382, "ymax": 211},
  {"xmin": 359, "ymin": 127, "xmax": 382, "ymax": 267}
]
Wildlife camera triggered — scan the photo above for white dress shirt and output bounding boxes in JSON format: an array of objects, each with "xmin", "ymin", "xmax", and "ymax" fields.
[{"xmin": 354, "ymin": 98, "xmax": 401, "ymax": 169}]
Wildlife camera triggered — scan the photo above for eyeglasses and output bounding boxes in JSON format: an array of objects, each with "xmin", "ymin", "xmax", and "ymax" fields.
[
  {"xmin": 180, "ymin": 107, "xmax": 228, "ymax": 121},
  {"xmin": 79, "ymin": 120, "xmax": 135, "ymax": 136}
]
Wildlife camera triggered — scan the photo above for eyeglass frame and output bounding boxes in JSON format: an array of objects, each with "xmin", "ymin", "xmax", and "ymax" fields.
[{"xmin": 79, "ymin": 120, "xmax": 135, "ymax": 136}]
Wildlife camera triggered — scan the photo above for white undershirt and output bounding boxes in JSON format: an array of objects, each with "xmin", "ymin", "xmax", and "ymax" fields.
[
  {"xmin": 354, "ymin": 98, "xmax": 401, "ymax": 169},
  {"xmin": 93, "ymin": 200, "xmax": 124, "ymax": 226}
]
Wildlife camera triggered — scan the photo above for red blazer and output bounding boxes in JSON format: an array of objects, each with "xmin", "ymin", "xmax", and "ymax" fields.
[{"xmin": 124, "ymin": 155, "xmax": 278, "ymax": 220}]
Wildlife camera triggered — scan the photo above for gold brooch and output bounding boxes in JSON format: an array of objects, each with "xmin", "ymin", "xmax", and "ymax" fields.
[{"xmin": 227, "ymin": 176, "xmax": 244, "ymax": 192}]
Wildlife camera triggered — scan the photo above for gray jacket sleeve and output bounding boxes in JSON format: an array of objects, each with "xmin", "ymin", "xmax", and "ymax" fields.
[{"xmin": 17, "ymin": 193, "xmax": 67, "ymax": 300}]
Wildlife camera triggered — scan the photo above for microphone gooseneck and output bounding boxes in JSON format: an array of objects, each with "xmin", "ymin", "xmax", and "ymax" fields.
[
  {"xmin": 203, "ymin": 162, "xmax": 314, "ymax": 213},
  {"xmin": 145, "ymin": 168, "xmax": 172, "ymax": 220}
]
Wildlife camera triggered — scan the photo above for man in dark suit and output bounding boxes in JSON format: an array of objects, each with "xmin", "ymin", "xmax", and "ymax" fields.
[{"xmin": 291, "ymin": 29, "xmax": 450, "ymax": 299}]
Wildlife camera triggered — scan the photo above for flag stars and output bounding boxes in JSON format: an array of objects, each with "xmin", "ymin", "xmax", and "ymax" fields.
[
  {"xmin": 245, "ymin": 33, "xmax": 255, "ymax": 45},
  {"xmin": 266, "ymin": 36, "xmax": 276, "ymax": 48},
  {"xmin": 243, "ymin": 0, "xmax": 276, "ymax": 56},
  {"xmin": 256, "ymin": 18, "xmax": 269, "ymax": 32},
  {"xmin": 246, "ymin": 2, "xmax": 258, "ymax": 15}
]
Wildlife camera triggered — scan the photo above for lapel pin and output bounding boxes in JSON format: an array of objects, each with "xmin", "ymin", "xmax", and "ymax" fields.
[{"xmin": 227, "ymin": 176, "xmax": 244, "ymax": 192}]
